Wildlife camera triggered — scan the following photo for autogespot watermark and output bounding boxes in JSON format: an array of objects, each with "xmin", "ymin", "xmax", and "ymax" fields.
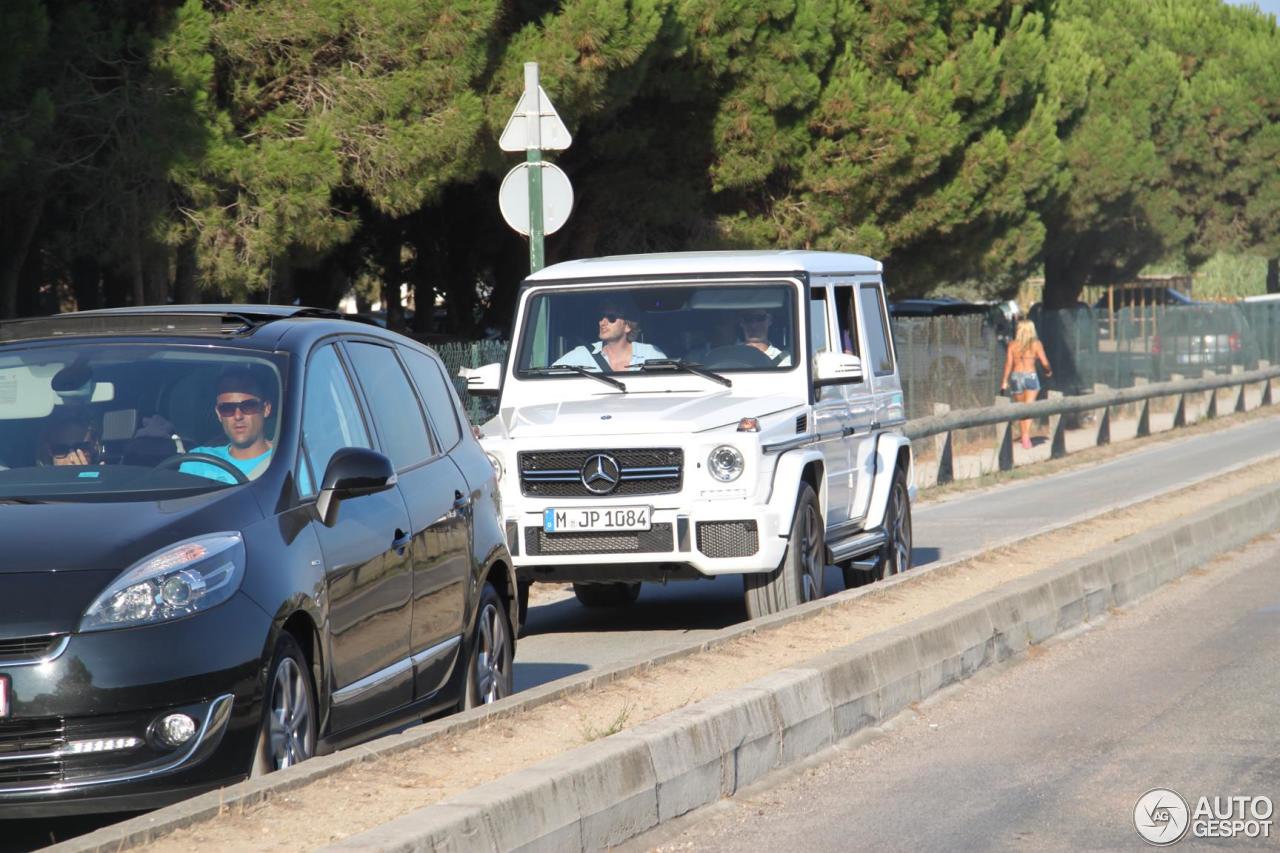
[{"xmin": 1134, "ymin": 788, "xmax": 1273, "ymax": 845}]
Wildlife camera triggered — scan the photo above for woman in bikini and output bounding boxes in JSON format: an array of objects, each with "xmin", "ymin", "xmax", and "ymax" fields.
[{"xmin": 1001, "ymin": 320, "xmax": 1053, "ymax": 449}]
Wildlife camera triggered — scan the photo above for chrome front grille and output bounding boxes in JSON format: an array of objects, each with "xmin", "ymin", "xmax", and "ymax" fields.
[
  {"xmin": 696, "ymin": 520, "xmax": 760, "ymax": 558},
  {"xmin": 525, "ymin": 523, "xmax": 675, "ymax": 556},
  {"xmin": 519, "ymin": 449, "xmax": 682, "ymax": 498},
  {"xmin": 0, "ymin": 718, "xmax": 66, "ymax": 785},
  {"xmin": 0, "ymin": 635, "xmax": 62, "ymax": 663}
]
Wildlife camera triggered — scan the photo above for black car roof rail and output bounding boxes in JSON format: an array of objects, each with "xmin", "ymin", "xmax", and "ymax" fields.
[{"xmin": 0, "ymin": 305, "xmax": 377, "ymax": 343}]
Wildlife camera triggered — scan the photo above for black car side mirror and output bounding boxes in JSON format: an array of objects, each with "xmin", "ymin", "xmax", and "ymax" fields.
[{"xmin": 316, "ymin": 447, "xmax": 397, "ymax": 526}]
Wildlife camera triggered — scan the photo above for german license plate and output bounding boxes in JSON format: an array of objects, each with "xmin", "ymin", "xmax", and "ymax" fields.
[
  {"xmin": 544, "ymin": 506, "xmax": 651, "ymax": 533},
  {"xmin": 0, "ymin": 675, "xmax": 9, "ymax": 718}
]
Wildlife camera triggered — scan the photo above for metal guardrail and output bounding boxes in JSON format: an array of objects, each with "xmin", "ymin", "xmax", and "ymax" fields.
[{"xmin": 905, "ymin": 363, "xmax": 1280, "ymax": 485}]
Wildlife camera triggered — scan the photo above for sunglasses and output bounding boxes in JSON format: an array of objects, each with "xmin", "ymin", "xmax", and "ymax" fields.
[
  {"xmin": 599, "ymin": 312, "xmax": 622, "ymax": 323},
  {"xmin": 742, "ymin": 313, "xmax": 769, "ymax": 323},
  {"xmin": 50, "ymin": 441, "xmax": 97, "ymax": 457},
  {"xmin": 216, "ymin": 398, "xmax": 264, "ymax": 417}
]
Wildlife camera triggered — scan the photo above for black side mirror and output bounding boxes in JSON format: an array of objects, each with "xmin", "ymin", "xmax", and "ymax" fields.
[{"xmin": 316, "ymin": 447, "xmax": 397, "ymax": 526}]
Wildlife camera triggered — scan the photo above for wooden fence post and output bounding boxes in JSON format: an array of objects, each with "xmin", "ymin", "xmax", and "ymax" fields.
[
  {"xmin": 1047, "ymin": 390, "xmax": 1067, "ymax": 459},
  {"xmin": 995, "ymin": 397, "xmax": 1014, "ymax": 471},
  {"xmin": 1203, "ymin": 369, "xmax": 1218, "ymax": 418},
  {"xmin": 1169, "ymin": 373, "xmax": 1187, "ymax": 427},
  {"xmin": 932, "ymin": 403, "xmax": 953, "ymax": 485},
  {"xmin": 1093, "ymin": 383, "xmax": 1111, "ymax": 446}
]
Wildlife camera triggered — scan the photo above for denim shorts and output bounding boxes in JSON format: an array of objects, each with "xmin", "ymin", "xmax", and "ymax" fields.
[{"xmin": 1008, "ymin": 371, "xmax": 1040, "ymax": 393}]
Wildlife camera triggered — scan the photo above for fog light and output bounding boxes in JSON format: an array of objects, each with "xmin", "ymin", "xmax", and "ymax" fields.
[
  {"xmin": 155, "ymin": 713, "xmax": 198, "ymax": 747},
  {"xmin": 67, "ymin": 737, "xmax": 141, "ymax": 754}
]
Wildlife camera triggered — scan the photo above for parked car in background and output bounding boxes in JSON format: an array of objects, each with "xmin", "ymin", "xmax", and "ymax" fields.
[
  {"xmin": 0, "ymin": 306, "xmax": 515, "ymax": 816},
  {"xmin": 466, "ymin": 251, "xmax": 915, "ymax": 623}
]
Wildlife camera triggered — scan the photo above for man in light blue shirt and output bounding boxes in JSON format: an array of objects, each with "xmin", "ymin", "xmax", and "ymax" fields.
[
  {"xmin": 554, "ymin": 302, "xmax": 665, "ymax": 371},
  {"xmin": 180, "ymin": 368, "xmax": 274, "ymax": 484}
]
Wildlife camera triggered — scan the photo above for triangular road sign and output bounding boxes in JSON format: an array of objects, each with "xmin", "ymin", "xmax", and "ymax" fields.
[{"xmin": 499, "ymin": 86, "xmax": 572, "ymax": 152}]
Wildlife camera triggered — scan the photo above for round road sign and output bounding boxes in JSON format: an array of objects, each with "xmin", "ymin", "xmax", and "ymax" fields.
[{"xmin": 498, "ymin": 162, "xmax": 574, "ymax": 236}]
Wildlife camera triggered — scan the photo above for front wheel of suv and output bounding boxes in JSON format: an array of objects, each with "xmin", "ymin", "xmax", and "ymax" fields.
[
  {"xmin": 572, "ymin": 582, "xmax": 641, "ymax": 608},
  {"xmin": 744, "ymin": 483, "xmax": 825, "ymax": 619}
]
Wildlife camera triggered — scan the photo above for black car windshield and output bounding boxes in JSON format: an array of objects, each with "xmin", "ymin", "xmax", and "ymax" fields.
[
  {"xmin": 515, "ymin": 282, "xmax": 800, "ymax": 376},
  {"xmin": 0, "ymin": 342, "xmax": 286, "ymax": 502}
]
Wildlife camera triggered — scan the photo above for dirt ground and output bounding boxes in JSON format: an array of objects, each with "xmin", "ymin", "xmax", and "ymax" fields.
[{"xmin": 140, "ymin": 442, "xmax": 1280, "ymax": 851}]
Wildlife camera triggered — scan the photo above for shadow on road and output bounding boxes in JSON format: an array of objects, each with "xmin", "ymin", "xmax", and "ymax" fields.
[
  {"xmin": 513, "ymin": 662, "xmax": 589, "ymax": 692},
  {"xmin": 0, "ymin": 813, "xmax": 135, "ymax": 853}
]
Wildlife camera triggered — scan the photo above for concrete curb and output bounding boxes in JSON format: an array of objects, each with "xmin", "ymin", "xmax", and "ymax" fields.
[
  {"xmin": 318, "ymin": 480, "xmax": 1280, "ymax": 852},
  {"xmin": 48, "ymin": 479, "xmax": 1280, "ymax": 852}
]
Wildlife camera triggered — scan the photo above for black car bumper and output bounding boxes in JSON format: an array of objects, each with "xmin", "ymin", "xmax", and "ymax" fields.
[{"xmin": 0, "ymin": 593, "xmax": 271, "ymax": 817}]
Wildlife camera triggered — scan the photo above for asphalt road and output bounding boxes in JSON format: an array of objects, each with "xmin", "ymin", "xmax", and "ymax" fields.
[
  {"xmin": 515, "ymin": 413, "xmax": 1280, "ymax": 691},
  {"xmin": 627, "ymin": 530, "xmax": 1280, "ymax": 852}
]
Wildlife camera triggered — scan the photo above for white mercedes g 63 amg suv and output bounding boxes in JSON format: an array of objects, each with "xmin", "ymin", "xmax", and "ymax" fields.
[{"xmin": 466, "ymin": 251, "xmax": 914, "ymax": 621}]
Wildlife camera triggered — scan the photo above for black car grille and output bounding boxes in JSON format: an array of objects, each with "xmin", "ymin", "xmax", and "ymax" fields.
[
  {"xmin": 697, "ymin": 521, "xmax": 760, "ymax": 558},
  {"xmin": 0, "ymin": 635, "xmax": 61, "ymax": 662},
  {"xmin": 519, "ymin": 449, "xmax": 683, "ymax": 498},
  {"xmin": 525, "ymin": 523, "xmax": 675, "ymax": 556},
  {"xmin": 0, "ymin": 718, "xmax": 65, "ymax": 785}
]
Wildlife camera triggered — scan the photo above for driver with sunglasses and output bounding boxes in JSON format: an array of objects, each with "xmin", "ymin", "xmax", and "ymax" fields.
[
  {"xmin": 738, "ymin": 309, "xmax": 791, "ymax": 366},
  {"xmin": 179, "ymin": 368, "xmax": 274, "ymax": 484},
  {"xmin": 553, "ymin": 302, "xmax": 665, "ymax": 372}
]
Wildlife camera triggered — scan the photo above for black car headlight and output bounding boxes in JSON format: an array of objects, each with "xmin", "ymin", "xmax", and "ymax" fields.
[{"xmin": 79, "ymin": 533, "xmax": 246, "ymax": 632}]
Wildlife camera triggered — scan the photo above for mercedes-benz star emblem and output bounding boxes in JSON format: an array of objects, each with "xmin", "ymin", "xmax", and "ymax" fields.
[{"xmin": 581, "ymin": 453, "xmax": 621, "ymax": 495}]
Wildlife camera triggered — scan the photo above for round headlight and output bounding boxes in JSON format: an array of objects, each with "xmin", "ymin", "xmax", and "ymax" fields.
[{"xmin": 707, "ymin": 445, "xmax": 744, "ymax": 482}]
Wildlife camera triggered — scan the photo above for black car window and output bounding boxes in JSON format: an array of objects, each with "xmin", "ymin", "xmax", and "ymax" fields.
[
  {"xmin": 859, "ymin": 284, "xmax": 895, "ymax": 376},
  {"xmin": 300, "ymin": 344, "xmax": 371, "ymax": 496},
  {"xmin": 399, "ymin": 347, "xmax": 463, "ymax": 450},
  {"xmin": 345, "ymin": 342, "xmax": 434, "ymax": 470}
]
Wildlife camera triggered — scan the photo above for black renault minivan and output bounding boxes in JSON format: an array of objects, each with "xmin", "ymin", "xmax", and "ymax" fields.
[{"xmin": 0, "ymin": 306, "xmax": 516, "ymax": 816}]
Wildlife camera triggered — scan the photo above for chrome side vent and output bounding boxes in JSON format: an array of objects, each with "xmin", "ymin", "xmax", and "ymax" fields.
[{"xmin": 795, "ymin": 414, "xmax": 807, "ymax": 434}]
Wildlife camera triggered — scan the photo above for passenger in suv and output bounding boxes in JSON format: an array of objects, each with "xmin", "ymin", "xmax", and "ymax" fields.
[
  {"xmin": 0, "ymin": 306, "xmax": 515, "ymax": 817},
  {"xmin": 468, "ymin": 251, "xmax": 915, "ymax": 623}
]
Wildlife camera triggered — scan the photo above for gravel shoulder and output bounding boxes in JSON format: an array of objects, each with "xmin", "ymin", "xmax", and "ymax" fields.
[{"xmin": 135, "ymin": 451, "xmax": 1280, "ymax": 852}]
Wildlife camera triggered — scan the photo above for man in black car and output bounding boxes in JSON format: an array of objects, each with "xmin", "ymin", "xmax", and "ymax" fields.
[{"xmin": 180, "ymin": 367, "xmax": 275, "ymax": 483}]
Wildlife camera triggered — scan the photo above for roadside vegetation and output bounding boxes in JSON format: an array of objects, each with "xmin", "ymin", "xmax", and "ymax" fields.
[{"xmin": 2, "ymin": 0, "xmax": 1278, "ymax": 330}]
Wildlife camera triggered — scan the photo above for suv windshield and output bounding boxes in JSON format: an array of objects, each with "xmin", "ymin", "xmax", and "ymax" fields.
[
  {"xmin": 0, "ymin": 342, "xmax": 286, "ymax": 502},
  {"xmin": 515, "ymin": 281, "xmax": 800, "ymax": 376}
]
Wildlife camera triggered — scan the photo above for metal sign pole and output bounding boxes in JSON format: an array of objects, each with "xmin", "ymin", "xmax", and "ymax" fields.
[{"xmin": 525, "ymin": 63, "xmax": 545, "ymax": 273}]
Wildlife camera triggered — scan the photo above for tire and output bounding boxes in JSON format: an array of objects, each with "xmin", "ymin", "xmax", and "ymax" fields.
[
  {"xmin": 870, "ymin": 467, "xmax": 912, "ymax": 581},
  {"xmin": 251, "ymin": 632, "xmax": 317, "ymax": 777},
  {"xmin": 515, "ymin": 580, "xmax": 531, "ymax": 638},
  {"xmin": 744, "ymin": 484, "xmax": 825, "ymax": 619},
  {"xmin": 463, "ymin": 582, "xmax": 515, "ymax": 709},
  {"xmin": 572, "ymin": 582, "xmax": 641, "ymax": 608}
]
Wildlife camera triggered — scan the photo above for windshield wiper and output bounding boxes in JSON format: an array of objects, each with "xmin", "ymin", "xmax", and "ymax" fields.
[
  {"xmin": 524, "ymin": 365, "xmax": 628, "ymax": 392},
  {"xmin": 639, "ymin": 358, "xmax": 733, "ymax": 388}
]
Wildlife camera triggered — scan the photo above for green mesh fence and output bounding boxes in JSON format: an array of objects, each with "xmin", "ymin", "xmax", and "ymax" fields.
[
  {"xmin": 890, "ymin": 315, "xmax": 1002, "ymax": 420},
  {"xmin": 432, "ymin": 339, "xmax": 508, "ymax": 425}
]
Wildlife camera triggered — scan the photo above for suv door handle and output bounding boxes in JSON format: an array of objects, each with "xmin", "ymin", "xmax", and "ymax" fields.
[
  {"xmin": 453, "ymin": 491, "xmax": 471, "ymax": 510},
  {"xmin": 392, "ymin": 529, "xmax": 411, "ymax": 554}
]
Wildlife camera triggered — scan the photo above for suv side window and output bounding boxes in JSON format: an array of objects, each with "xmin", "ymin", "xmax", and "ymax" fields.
[
  {"xmin": 859, "ymin": 284, "xmax": 895, "ymax": 376},
  {"xmin": 833, "ymin": 285, "xmax": 862, "ymax": 358},
  {"xmin": 399, "ymin": 347, "xmax": 464, "ymax": 451},
  {"xmin": 300, "ymin": 344, "xmax": 372, "ymax": 496},
  {"xmin": 808, "ymin": 290, "xmax": 832, "ymax": 360},
  {"xmin": 345, "ymin": 342, "xmax": 434, "ymax": 470}
]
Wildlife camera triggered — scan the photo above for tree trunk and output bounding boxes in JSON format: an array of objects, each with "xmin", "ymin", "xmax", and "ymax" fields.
[
  {"xmin": 0, "ymin": 194, "xmax": 45, "ymax": 319},
  {"xmin": 174, "ymin": 240, "xmax": 199, "ymax": 304},
  {"xmin": 380, "ymin": 226, "xmax": 406, "ymax": 331},
  {"xmin": 70, "ymin": 256, "xmax": 102, "ymax": 312}
]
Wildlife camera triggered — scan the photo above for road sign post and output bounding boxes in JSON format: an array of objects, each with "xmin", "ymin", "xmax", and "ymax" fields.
[{"xmin": 498, "ymin": 62, "xmax": 572, "ymax": 274}]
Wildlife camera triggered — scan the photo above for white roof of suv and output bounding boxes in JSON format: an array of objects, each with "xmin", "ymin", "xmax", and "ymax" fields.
[{"xmin": 526, "ymin": 250, "xmax": 882, "ymax": 281}]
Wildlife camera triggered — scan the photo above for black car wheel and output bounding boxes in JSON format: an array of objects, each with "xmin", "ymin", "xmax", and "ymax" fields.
[
  {"xmin": 871, "ymin": 467, "xmax": 912, "ymax": 581},
  {"xmin": 572, "ymin": 582, "xmax": 641, "ymax": 607},
  {"xmin": 463, "ymin": 582, "xmax": 514, "ymax": 709},
  {"xmin": 251, "ymin": 632, "xmax": 316, "ymax": 776},
  {"xmin": 744, "ymin": 483, "xmax": 825, "ymax": 618}
]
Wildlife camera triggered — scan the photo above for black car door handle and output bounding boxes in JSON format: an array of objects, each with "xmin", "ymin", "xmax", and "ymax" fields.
[
  {"xmin": 453, "ymin": 491, "xmax": 471, "ymax": 510},
  {"xmin": 392, "ymin": 529, "xmax": 411, "ymax": 554}
]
